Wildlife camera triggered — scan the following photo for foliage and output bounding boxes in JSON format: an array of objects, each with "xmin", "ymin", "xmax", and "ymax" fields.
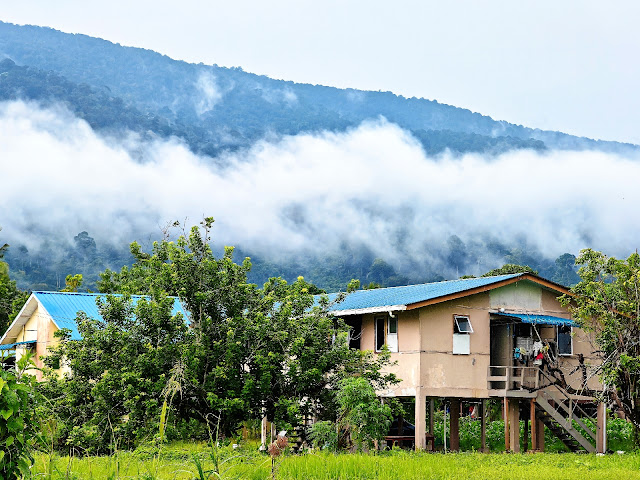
[
  {"xmin": 0, "ymin": 260, "xmax": 28, "ymax": 334},
  {"xmin": 0, "ymin": 352, "xmax": 42, "ymax": 479},
  {"xmin": 564, "ymin": 249, "xmax": 640, "ymax": 445},
  {"xmin": 307, "ymin": 421, "xmax": 339, "ymax": 451},
  {"xmin": 481, "ymin": 263, "xmax": 538, "ymax": 277},
  {"xmin": 43, "ymin": 219, "xmax": 397, "ymax": 452},
  {"xmin": 335, "ymin": 377, "xmax": 393, "ymax": 451},
  {"xmin": 40, "ymin": 294, "xmax": 188, "ymax": 453},
  {"xmin": 60, "ymin": 273, "xmax": 83, "ymax": 292}
]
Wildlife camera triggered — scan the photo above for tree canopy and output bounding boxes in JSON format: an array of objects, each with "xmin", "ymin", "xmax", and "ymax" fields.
[
  {"xmin": 43, "ymin": 219, "xmax": 397, "ymax": 451},
  {"xmin": 565, "ymin": 249, "xmax": 640, "ymax": 444}
]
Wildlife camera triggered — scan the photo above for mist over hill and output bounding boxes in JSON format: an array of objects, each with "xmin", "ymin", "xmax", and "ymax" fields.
[{"xmin": 1, "ymin": 20, "xmax": 638, "ymax": 292}]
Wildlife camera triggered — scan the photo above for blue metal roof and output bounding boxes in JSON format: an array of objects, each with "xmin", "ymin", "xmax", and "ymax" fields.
[
  {"xmin": 497, "ymin": 313, "xmax": 577, "ymax": 327},
  {"xmin": 33, "ymin": 292, "xmax": 189, "ymax": 341},
  {"xmin": 0, "ymin": 340, "xmax": 36, "ymax": 351},
  {"xmin": 324, "ymin": 274, "xmax": 524, "ymax": 312}
]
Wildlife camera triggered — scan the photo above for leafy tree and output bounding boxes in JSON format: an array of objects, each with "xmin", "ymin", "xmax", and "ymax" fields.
[
  {"xmin": 335, "ymin": 377, "xmax": 392, "ymax": 451},
  {"xmin": 60, "ymin": 273, "xmax": 83, "ymax": 292},
  {"xmin": 0, "ymin": 353, "xmax": 41, "ymax": 479},
  {"xmin": 309, "ymin": 376, "xmax": 393, "ymax": 452},
  {"xmin": 94, "ymin": 219, "xmax": 397, "ymax": 441},
  {"xmin": 550, "ymin": 253, "xmax": 580, "ymax": 287},
  {"xmin": 564, "ymin": 249, "xmax": 640, "ymax": 445},
  {"xmin": 481, "ymin": 264, "xmax": 537, "ymax": 277},
  {"xmin": 41, "ymin": 294, "xmax": 188, "ymax": 453},
  {"xmin": 0, "ymin": 233, "xmax": 28, "ymax": 333}
]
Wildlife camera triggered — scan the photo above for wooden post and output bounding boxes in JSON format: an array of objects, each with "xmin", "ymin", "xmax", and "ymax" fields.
[
  {"xmin": 536, "ymin": 418, "xmax": 545, "ymax": 451},
  {"xmin": 450, "ymin": 398, "xmax": 460, "ymax": 451},
  {"xmin": 479, "ymin": 400, "xmax": 486, "ymax": 452},
  {"xmin": 504, "ymin": 397, "xmax": 510, "ymax": 452},
  {"xmin": 523, "ymin": 416, "xmax": 529, "ymax": 452},
  {"xmin": 596, "ymin": 401, "xmax": 607, "ymax": 454},
  {"xmin": 415, "ymin": 388, "xmax": 427, "ymax": 451},
  {"xmin": 509, "ymin": 399, "xmax": 520, "ymax": 453},
  {"xmin": 530, "ymin": 399, "xmax": 538, "ymax": 452}
]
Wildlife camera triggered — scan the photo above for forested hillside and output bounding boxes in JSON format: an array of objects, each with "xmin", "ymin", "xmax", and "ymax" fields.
[
  {"xmin": 1, "ymin": 21, "xmax": 636, "ymax": 157},
  {"xmin": 0, "ymin": 21, "xmax": 613, "ymax": 292}
]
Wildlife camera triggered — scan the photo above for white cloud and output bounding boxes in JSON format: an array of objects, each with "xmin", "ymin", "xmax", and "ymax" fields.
[
  {"xmin": 194, "ymin": 72, "xmax": 223, "ymax": 114},
  {"xmin": 1, "ymin": 100, "xmax": 639, "ymax": 278}
]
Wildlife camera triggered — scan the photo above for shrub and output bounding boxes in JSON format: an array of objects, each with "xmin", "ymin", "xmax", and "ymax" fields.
[{"xmin": 0, "ymin": 353, "xmax": 41, "ymax": 479}]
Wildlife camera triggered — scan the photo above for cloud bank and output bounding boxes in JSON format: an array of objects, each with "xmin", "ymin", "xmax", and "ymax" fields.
[{"xmin": 1, "ymin": 100, "xmax": 639, "ymax": 278}]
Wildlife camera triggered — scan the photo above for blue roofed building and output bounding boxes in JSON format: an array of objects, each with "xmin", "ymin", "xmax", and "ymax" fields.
[
  {"xmin": 0, "ymin": 291, "xmax": 188, "ymax": 375},
  {"xmin": 321, "ymin": 273, "xmax": 605, "ymax": 453}
]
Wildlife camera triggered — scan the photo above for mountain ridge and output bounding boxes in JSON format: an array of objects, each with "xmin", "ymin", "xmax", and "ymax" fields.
[{"xmin": 1, "ymin": 20, "xmax": 637, "ymax": 156}]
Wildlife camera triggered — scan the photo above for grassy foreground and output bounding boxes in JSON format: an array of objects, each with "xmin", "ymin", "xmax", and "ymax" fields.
[{"xmin": 30, "ymin": 442, "xmax": 640, "ymax": 480}]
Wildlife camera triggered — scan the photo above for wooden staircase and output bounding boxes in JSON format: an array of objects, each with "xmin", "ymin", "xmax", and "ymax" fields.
[{"xmin": 534, "ymin": 388, "xmax": 596, "ymax": 453}]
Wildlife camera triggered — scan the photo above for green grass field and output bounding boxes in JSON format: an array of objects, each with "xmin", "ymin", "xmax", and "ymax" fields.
[{"xmin": 30, "ymin": 442, "xmax": 640, "ymax": 480}]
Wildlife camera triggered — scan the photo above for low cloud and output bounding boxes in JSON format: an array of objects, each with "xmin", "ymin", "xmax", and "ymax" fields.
[
  {"xmin": 1, "ymin": 100, "xmax": 639, "ymax": 279},
  {"xmin": 194, "ymin": 71, "xmax": 223, "ymax": 114}
]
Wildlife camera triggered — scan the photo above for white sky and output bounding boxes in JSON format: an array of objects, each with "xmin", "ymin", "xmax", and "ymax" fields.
[{"xmin": 2, "ymin": 0, "xmax": 640, "ymax": 143}]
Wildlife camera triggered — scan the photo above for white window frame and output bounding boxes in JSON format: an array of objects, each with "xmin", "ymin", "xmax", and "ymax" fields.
[
  {"xmin": 557, "ymin": 325, "xmax": 573, "ymax": 356},
  {"xmin": 453, "ymin": 315, "xmax": 472, "ymax": 355},
  {"xmin": 454, "ymin": 315, "xmax": 474, "ymax": 334},
  {"xmin": 374, "ymin": 315, "xmax": 399, "ymax": 353}
]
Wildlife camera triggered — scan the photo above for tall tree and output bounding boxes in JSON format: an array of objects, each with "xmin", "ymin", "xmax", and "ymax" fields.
[
  {"xmin": 565, "ymin": 249, "xmax": 640, "ymax": 445},
  {"xmin": 93, "ymin": 218, "xmax": 397, "ymax": 439}
]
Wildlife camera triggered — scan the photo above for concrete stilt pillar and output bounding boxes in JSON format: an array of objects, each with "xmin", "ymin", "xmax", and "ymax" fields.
[
  {"xmin": 450, "ymin": 398, "xmax": 460, "ymax": 451},
  {"xmin": 596, "ymin": 401, "xmax": 607, "ymax": 454},
  {"xmin": 415, "ymin": 388, "xmax": 427, "ymax": 451}
]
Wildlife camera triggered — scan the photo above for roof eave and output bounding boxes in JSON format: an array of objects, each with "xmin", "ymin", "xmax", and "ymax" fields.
[
  {"xmin": 330, "ymin": 305, "xmax": 407, "ymax": 317},
  {"xmin": 405, "ymin": 273, "xmax": 572, "ymax": 310},
  {"xmin": 0, "ymin": 293, "xmax": 39, "ymax": 344}
]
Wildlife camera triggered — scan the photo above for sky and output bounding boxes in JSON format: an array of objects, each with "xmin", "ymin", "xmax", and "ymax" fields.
[{"xmin": 2, "ymin": 0, "xmax": 640, "ymax": 144}]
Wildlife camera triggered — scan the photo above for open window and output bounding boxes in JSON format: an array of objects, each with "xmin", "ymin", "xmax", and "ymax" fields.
[
  {"xmin": 375, "ymin": 315, "xmax": 398, "ymax": 353},
  {"xmin": 453, "ymin": 315, "xmax": 473, "ymax": 355},
  {"xmin": 454, "ymin": 315, "xmax": 473, "ymax": 334},
  {"xmin": 557, "ymin": 325, "xmax": 572, "ymax": 356}
]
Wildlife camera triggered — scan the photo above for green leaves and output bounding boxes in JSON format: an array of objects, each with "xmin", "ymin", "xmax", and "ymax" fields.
[
  {"xmin": 570, "ymin": 249, "xmax": 640, "ymax": 445},
  {"xmin": 0, "ymin": 353, "xmax": 40, "ymax": 479}
]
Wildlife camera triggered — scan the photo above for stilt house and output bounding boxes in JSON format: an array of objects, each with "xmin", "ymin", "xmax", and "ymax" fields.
[{"xmin": 325, "ymin": 273, "xmax": 607, "ymax": 453}]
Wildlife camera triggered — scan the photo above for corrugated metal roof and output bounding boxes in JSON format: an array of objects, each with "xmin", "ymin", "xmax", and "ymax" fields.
[
  {"xmin": 324, "ymin": 274, "xmax": 524, "ymax": 313},
  {"xmin": 497, "ymin": 313, "xmax": 577, "ymax": 327},
  {"xmin": 0, "ymin": 340, "xmax": 36, "ymax": 351},
  {"xmin": 33, "ymin": 292, "xmax": 189, "ymax": 341}
]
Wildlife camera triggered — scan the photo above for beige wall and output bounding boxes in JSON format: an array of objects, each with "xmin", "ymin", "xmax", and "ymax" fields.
[
  {"xmin": 418, "ymin": 293, "xmax": 491, "ymax": 398},
  {"xmin": 15, "ymin": 304, "xmax": 62, "ymax": 379},
  {"xmin": 358, "ymin": 280, "xmax": 603, "ymax": 399}
]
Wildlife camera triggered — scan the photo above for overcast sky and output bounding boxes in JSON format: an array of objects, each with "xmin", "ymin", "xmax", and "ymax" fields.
[{"xmin": 2, "ymin": 0, "xmax": 640, "ymax": 143}]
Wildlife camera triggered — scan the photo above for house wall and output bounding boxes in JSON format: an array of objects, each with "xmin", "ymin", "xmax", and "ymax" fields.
[
  {"xmin": 15, "ymin": 304, "xmax": 63, "ymax": 378},
  {"xmin": 356, "ymin": 280, "xmax": 603, "ymax": 399},
  {"xmin": 418, "ymin": 293, "xmax": 491, "ymax": 398}
]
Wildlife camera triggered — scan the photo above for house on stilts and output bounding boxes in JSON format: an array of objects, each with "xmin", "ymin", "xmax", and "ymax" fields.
[{"xmin": 325, "ymin": 273, "xmax": 607, "ymax": 453}]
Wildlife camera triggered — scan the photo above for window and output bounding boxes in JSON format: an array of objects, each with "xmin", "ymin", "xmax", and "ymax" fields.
[
  {"xmin": 453, "ymin": 315, "xmax": 473, "ymax": 355},
  {"xmin": 374, "ymin": 315, "xmax": 398, "ymax": 353},
  {"xmin": 557, "ymin": 325, "xmax": 572, "ymax": 355},
  {"xmin": 454, "ymin": 315, "xmax": 473, "ymax": 334}
]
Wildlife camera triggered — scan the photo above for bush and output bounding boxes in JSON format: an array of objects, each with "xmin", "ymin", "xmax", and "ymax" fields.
[{"xmin": 0, "ymin": 353, "xmax": 41, "ymax": 479}]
